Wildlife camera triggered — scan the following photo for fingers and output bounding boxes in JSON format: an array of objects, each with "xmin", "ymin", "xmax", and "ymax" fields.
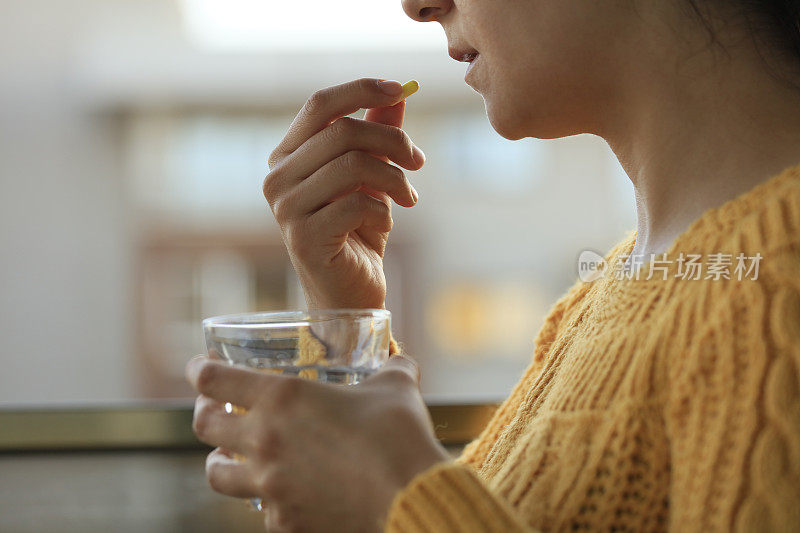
[
  {"xmin": 186, "ymin": 355, "xmax": 318, "ymax": 413},
  {"xmin": 383, "ymin": 354, "xmax": 421, "ymax": 383},
  {"xmin": 303, "ymin": 191, "xmax": 393, "ymax": 251},
  {"xmin": 294, "ymin": 117, "xmax": 423, "ymax": 177},
  {"xmin": 363, "ymin": 354, "xmax": 421, "ymax": 389},
  {"xmin": 364, "ymin": 98, "xmax": 406, "ymax": 130},
  {"xmin": 186, "ymin": 356, "xmax": 265, "ymax": 408},
  {"xmin": 263, "ymin": 117, "xmax": 423, "ymax": 208},
  {"xmin": 205, "ymin": 448, "xmax": 259, "ymax": 498},
  {"xmin": 192, "ymin": 394, "xmax": 247, "ymax": 453},
  {"xmin": 268, "ymin": 78, "xmax": 409, "ymax": 170},
  {"xmin": 279, "ymin": 151, "xmax": 416, "ymax": 219},
  {"xmin": 263, "ymin": 501, "xmax": 294, "ymax": 533}
]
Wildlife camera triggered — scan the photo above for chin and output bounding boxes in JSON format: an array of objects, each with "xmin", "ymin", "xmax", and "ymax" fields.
[
  {"xmin": 484, "ymin": 100, "xmax": 529, "ymax": 140},
  {"xmin": 485, "ymin": 97, "xmax": 586, "ymax": 141}
]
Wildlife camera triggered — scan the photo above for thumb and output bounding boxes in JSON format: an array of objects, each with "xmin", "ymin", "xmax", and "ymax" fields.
[
  {"xmin": 376, "ymin": 353, "xmax": 421, "ymax": 385},
  {"xmin": 360, "ymin": 99, "xmax": 407, "ymax": 203},
  {"xmin": 364, "ymin": 99, "xmax": 406, "ymax": 130}
]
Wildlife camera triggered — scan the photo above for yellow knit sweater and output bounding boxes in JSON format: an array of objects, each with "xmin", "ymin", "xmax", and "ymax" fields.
[{"xmin": 385, "ymin": 162, "xmax": 800, "ymax": 532}]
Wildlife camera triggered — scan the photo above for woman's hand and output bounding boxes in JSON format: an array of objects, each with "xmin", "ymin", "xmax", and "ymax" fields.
[
  {"xmin": 186, "ymin": 353, "xmax": 451, "ymax": 532},
  {"xmin": 263, "ymin": 78, "xmax": 425, "ymax": 310}
]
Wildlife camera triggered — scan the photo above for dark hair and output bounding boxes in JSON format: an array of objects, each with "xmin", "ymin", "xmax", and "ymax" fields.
[{"xmin": 685, "ymin": 0, "xmax": 800, "ymax": 69}]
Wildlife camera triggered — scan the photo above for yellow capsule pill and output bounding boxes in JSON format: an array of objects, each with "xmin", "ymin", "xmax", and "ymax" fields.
[{"xmin": 401, "ymin": 80, "xmax": 419, "ymax": 98}]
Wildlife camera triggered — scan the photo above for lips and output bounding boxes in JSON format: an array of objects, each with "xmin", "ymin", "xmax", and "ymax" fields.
[
  {"xmin": 464, "ymin": 53, "xmax": 480, "ymax": 83},
  {"xmin": 448, "ymin": 46, "xmax": 479, "ymax": 63},
  {"xmin": 447, "ymin": 44, "xmax": 481, "ymax": 85}
]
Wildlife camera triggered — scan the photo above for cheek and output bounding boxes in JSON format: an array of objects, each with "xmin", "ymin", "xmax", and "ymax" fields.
[
  {"xmin": 470, "ymin": 1, "xmax": 620, "ymax": 138},
  {"xmin": 476, "ymin": 55, "xmax": 541, "ymax": 140},
  {"xmin": 480, "ymin": 39, "xmax": 609, "ymax": 140}
]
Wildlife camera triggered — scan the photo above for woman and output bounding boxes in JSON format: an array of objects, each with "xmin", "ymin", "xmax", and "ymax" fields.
[{"xmin": 186, "ymin": 0, "xmax": 800, "ymax": 530}]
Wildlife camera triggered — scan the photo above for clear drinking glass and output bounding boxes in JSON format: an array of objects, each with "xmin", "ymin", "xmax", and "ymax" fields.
[{"xmin": 202, "ymin": 308, "xmax": 392, "ymax": 511}]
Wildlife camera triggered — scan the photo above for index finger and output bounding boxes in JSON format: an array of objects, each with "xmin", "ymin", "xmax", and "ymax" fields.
[
  {"xmin": 268, "ymin": 77, "xmax": 409, "ymax": 169},
  {"xmin": 186, "ymin": 356, "xmax": 267, "ymax": 407}
]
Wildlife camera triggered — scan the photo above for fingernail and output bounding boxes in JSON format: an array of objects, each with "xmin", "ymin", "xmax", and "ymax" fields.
[
  {"xmin": 412, "ymin": 145, "xmax": 426, "ymax": 165},
  {"xmin": 410, "ymin": 184, "xmax": 419, "ymax": 203},
  {"xmin": 377, "ymin": 80, "xmax": 404, "ymax": 95}
]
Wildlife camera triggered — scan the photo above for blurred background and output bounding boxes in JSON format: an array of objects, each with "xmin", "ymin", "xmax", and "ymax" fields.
[{"xmin": 0, "ymin": 0, "xmax": 636, "ymax": 407}]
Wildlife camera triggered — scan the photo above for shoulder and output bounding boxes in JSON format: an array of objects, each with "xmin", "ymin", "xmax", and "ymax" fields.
[
  {"xmin": 533, "ymin": 230, "xmax": 635, "ymax": 357},
  {"xmin": 668, "ymin": 225, "xmax": 800, "ymax": 385},
  {"xmin": 727, "ymin": 163, "xmax": 800, "ymax": 255}
]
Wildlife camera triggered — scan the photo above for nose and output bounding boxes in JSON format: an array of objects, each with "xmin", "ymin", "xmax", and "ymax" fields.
[{"xmin": 401, "ymin": 0, "xmax": 451, "ymax": 22}]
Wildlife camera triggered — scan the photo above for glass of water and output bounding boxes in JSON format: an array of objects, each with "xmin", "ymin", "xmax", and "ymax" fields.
[{"xmin": 202, "ymin": 308, "xmax": 393, "ymax": 511}]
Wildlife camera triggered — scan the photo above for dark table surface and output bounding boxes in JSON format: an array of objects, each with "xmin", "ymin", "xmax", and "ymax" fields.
[{"xmin": 0, "ymin": 447, "xmax": 464, "ymax": 533}]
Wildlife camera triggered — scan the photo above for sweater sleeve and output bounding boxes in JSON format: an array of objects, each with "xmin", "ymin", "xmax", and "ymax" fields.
[
  {"xmin": 383, "ymin": 462, "xmax": 538, "ymax": 532},
  {"xmin": 665, "ymin": 241, "xmax": 800, "ymax": 531}
]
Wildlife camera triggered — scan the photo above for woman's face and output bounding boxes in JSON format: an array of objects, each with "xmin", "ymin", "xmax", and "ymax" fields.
[{"xmin": 401, "ymin": 0, "xmax": 638, "ymax": 140}]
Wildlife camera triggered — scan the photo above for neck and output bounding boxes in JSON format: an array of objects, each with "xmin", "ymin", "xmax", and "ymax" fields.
[{"xmin": 600, "ymin": 13, "xmax": 800, "ymax": 259}]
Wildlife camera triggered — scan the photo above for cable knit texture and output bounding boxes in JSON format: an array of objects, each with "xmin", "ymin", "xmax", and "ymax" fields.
[
  {"xmin": 385, "ymin": 162, "xmax": 800, "ymax": 532},
  {"xmin": 389, "ymin": 334, "xmax": 401, "ymax": 356}
]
